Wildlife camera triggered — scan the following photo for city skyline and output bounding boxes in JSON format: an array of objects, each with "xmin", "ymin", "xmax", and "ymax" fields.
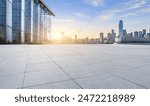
[
  {"xmin": 45, "ymin": 0, "xmax": 150, "ymax": 39},
  {"xmin": 50, "ymin": 20, "xmax": 150, "ymax": 44}
]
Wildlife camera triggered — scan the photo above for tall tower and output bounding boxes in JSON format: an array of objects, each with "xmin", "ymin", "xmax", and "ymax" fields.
[
  {"xmin": 119, "ymin": 20, "xmax": 123, "ymax": 38},
  {"xmin": 100, "ymin": 33, "xmax": 104, "ymax": 44}
]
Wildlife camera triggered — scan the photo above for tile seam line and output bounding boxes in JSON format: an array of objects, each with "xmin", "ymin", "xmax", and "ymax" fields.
[
  {"xmin": 110, "ymin": 73, "xmax": 148, "ymax": 89},
  {"xmin": 38, "ymin": 46, "xmax": 84, "ymax": 89},
  {"xmin": 23, "ymin": 79, "xmax": 74, "ymax": 89},
  {"xmin": 23, "ymin": 70, "xmax": 113, "ymax": 88},
  {"xmin": 21, "ymin": 48, "xmax": 29, "ymax": 89},
  {"xmin": 40, "ymin": 48, "xmax": 84, "ymax": 89}
]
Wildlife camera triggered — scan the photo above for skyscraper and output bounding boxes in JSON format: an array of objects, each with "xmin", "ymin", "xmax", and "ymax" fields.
[
  {"xmin": 134, "ymin": 31, "xmax": 139, "ymax": 38},
  {"xmin": 139, "ymin": 31, "xmax": 143, "ymax": 38},
  {"xmin": 142, "ymin": 29, "xmax": 146, "ymax": 37},
  {"xmin": 0, "ymin": 0, "xmax": 55, "ymax": 44},
  {"xmin": 112, "ymin": 29, "xmax": 115, "ymax": 34},
  {"xmin": 119, "ymin": 20, "xmax": 123, "ymax": 38},
  {"xmin": 123, "ymin": 29, "xmax": 127, "ymax": 36},
  {"xmin": 100, "ymin": 33, "xmax": 104, "ymax": 44}
]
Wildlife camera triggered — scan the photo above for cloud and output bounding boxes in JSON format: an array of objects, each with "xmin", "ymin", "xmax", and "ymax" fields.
[
  {"xmin": 133, "ymin": 7, "xmax": 150, "ymax": 14},
  {"xmin": 97, "ymin": 9, "xmax": 120, "ymax": 21},
  {"xmin": 99, "ymin": 14, "xmax": 113, "ymax": 21},
  {"xmin": 141, "ymin": 8, "xmax": 150, "ymax": 13},
  {"xmin": 84, "ymin": 0, "xmax": 104, "ymax": 7},
  {"xmin": 125, "ymin": 0, "xmax": 147, "ymax": 10},
  {"xmin": 74, "ymin": 12, "xmax": 88, "ymax": 17},
  {"xmin": 135, "ymin": 0, "xmax": 146, "ymax": 6},
  {"xmin": 97, "ymin": 0, "xmax": 149, "ymax": 21},
  {"xmin": 120, "ymin": 13, "xmax": 137, "ymax": 18}
]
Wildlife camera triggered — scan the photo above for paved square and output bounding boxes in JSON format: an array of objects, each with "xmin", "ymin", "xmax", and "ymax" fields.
[{"xmin": 0, "ymin": 44, "xmax": 150, "ymax": 89}]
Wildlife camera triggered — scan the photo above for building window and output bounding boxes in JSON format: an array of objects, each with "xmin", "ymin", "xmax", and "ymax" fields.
[
  {"xmin": 0, "ymin": 0, "xmax": 6, "ymax": 43},
  {"xmin": 12, "ymin": 0, "xmax": 22, "ymax": 43}
]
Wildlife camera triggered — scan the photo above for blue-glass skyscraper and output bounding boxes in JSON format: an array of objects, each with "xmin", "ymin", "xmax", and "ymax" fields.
[
  {"xmin": 0, "ymin": 0, "xmax": 55, "ymax": 44},
  {"xmin": 119, "ymin": 20, "xmax": 123, "ymax": 38}
]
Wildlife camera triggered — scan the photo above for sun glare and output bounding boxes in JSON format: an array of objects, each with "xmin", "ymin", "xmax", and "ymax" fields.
[{"xmin": 52, "ymin": 32, "xmax": 62, "ymax": 40}]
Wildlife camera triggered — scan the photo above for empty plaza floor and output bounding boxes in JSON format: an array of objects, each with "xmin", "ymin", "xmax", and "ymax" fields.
[{"xmin": 0, "ymin": 44, "xmax": 150, "ymax": 89}]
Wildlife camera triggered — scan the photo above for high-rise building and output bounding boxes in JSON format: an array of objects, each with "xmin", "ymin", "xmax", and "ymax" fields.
[
  {"xmin": 147, "ymin": 29, "xmax": 150, "ymax": 37},
  {"xmin": 112, "ymin": 29, "xmax": 114, "ymax": 34},
  {"xmin": 134, "ymin": 31, "xmax": 139, "ymax": 38},
  {"xmin": 147, "ymin": 33, "xmax": 150, "ymax": 37},
  {"xmin": 139, "ymin": 31, "xmax": 143, "ymax": 38},
  {"xmin": 123, "ymin": 29, "xmax": 127, "ymax": 36},
  {"xmin": 85, "ymin": 37, "xmax": 89, "ymax": 44},
  {"xmin": 0, "ymin": 0, "xmax": 55, "ymax": 44},
  {"xmin": 100, "ymin": 33, "xmax": 104, "ymax": 44},
  {"xmin": 107, "ymin": 33, "xmax": 114, "ymax": 44},
  {"xmin": 127, "ymin": 32, "xmax": 133, "ymax": 38},
  {"xmin": 142, "ymin": 29, "xmax": 146, "ymax": 37},
  {"xmin": 112, "ymin": 29, "xmax": 116, "ymax": 37},
  {"xmin": 111, "ymin": 29, "xmax": 116, "ymax": 42},
  {"xmin": 119, "ymin": 20, "xmax": 123, "ymax": 38}
]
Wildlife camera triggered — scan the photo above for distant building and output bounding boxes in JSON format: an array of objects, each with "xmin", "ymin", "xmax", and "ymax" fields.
[
  {"xmin": 74, "ymin": 34, "xmax": 78, "ymax": 43},
  {"xmin": 126, "ymin": 33, "xmax": 133, "ymax": 38},
  {"xmin": 147, "ymin": 33, "xmax": 150, "ymax": 37},
  {"xmin": 119, "ymin": 20, "xmax": 124, "ymax": 37},
  {"xmin": 100, "ymin": 33, "xmax": 104, "ymax": 44},
  {"xmin": 85, "ymin": 37, "xmax": 89, "ymax": 44},
  {"xmin": 134, "ymin": 31, "xmax": 139, "ymax": 38},
  {"xmin": 112, "ymin": 30, "xmax": 115, "ymax": 34},
  {"xmin": 107, "ymin": 33, "xmax": 114, "ymax": 44},
  {"xmin": 112, "ymin": 29, "xmax": 116, "ymax": 38},
  {"xmin": 139, "ymin": 31, "xmax": 143, "ymax": 38},
  {"xmin": 123, "ymin": 29, "xmax": 127, "ymax": 36},
  {"xmin": 143, "ymin": 29, "xmax": 146, "ymax": 36},
  {"xmin": 89, "ymin": 38, "xmax": 95, "ymax": 44},
  {"xmin": 106, "ymin": 29, "xmax": 116, "ymax": 44}
]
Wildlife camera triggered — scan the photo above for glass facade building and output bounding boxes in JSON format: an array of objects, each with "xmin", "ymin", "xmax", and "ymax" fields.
[
  {"xmin": 0, "ymin": 0, "xmax": 54, "ymax": 44},
  {"xmin": 0, "ymin": 0, "xmax": 6, "ymax": 43},
  {"xmin": 119, "ymin": 20, "xmax": 124, "ymax": 38}
]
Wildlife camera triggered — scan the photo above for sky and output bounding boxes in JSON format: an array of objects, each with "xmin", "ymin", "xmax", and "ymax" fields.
[{"xmin": 45, "ymin": 0, "xmax": 150, "ymax": 39}]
